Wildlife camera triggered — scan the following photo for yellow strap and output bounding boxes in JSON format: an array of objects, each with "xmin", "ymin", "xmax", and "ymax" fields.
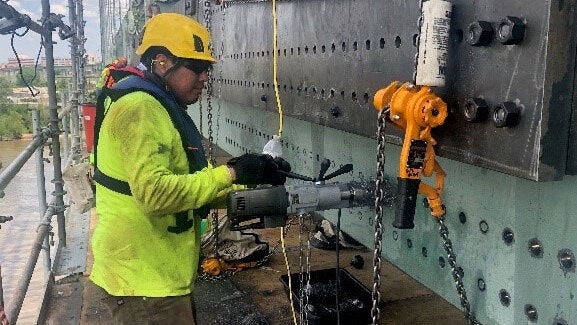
[{"xmin": 272, "ymin": 0, "xmax": 283, "ymax": 137}]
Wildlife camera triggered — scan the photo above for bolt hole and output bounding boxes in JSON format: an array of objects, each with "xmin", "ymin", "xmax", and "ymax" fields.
[
  {"xmin": 438, "ymin": 256, "xmax": 445, "ymax": 268},
  {"xmin": 406, "ymin": 239, "xmax": 413, "ymax": 248},
  {"xmin": 395, "ymin": 36, "xmax": 402, "ymax": 48},
  {"xmin": 392, "ymin": 231, "xmax": 398, "ymax": 241},
  {"xmin": 421, "ymin": 247, "xmax": 428, "ymax": 257},
  {"xmin": 479, "ymin": 220, "xmax": 489, "ymax": 234},
  {"xmin": 477, "ymin": 278, "xmax": 486, "ymax": 291},
  {"xmin": 458, "ymin": 212, "xmax": 467, "ymax": 224},
  {"xmin": 502, "ymin": 227, "xmax": 514, "ymax": 245},
  {"xmin": 499, "ymin": 289, "xmax": 511, "ymax": 307}
]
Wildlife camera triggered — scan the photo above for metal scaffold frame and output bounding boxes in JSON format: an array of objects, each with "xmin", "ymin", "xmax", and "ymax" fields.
[{"xmin": 0, "ymin": 0, "xmax": 88, "ymax": 324}]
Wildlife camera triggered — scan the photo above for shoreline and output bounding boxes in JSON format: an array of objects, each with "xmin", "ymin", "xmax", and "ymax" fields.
[{"xmin": 1, "ymin": 133, "xmax": 34, "ymax": 141}]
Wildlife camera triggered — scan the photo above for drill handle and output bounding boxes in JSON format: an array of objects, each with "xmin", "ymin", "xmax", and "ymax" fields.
[
  {"xmin": 392, "ymin": 177, "xmax": 421, "ymax": 229},
  {"xmin": 322, "ymin": 164, "xmax": 353, "ymax": 181}
]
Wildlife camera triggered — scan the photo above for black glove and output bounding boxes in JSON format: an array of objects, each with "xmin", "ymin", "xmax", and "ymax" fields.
[
  {"xmin": 227, "ymin": 154, "xmax": 291, "ymax": 185},
  {"xmin": 272, "ymin": 156, "xmax": 291, "ymax": 184}
]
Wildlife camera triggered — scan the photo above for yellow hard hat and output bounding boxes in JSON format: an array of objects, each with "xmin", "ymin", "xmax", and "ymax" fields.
[{"xmin": 136, "ymin": 13, "xmax": 216, "ymax": 63}]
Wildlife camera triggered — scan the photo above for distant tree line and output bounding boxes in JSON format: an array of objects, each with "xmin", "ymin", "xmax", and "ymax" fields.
[{"xmin": 0, "ymin": 72, "xmax": 49, "ymax": 140}]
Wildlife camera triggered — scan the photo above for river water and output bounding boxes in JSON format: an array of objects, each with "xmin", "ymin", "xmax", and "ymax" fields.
[{"xmin": 0, "ymin": 139, "xmax": 53, "ymax": 324}]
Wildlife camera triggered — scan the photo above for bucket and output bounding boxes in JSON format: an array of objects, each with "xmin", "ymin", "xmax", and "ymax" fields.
[{"xmin": 81, "ymin": 103, "xmax": 97, "ymax": 152}]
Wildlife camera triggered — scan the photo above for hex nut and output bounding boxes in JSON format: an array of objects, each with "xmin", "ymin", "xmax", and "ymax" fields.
[
  {"xmin": 497, "ymin": 16, "xmax": 526, "ymax": 45},
  {"xmin": 467, "ymin": 21, "xmax": 494, "ymax": 46},
  {"xmin": 493, "ymin": 102, "xmax": 520, "ymax": 128},
  {"xmin": 464, "ymin": 98, "xmax": 489, "ymax": 122}
]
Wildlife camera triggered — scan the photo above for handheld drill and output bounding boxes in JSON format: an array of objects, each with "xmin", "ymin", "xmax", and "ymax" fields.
[{"xmin": 227, "ymin": 161, "xmax": 374, "ymax": 231}]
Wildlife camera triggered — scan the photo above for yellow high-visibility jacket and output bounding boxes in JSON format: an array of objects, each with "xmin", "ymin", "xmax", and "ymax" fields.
[{"xmin": 89, "ymin": 90, "xmax": 237, "ymax": 297}]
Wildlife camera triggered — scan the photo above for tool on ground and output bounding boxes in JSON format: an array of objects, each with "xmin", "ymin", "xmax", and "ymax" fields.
[
  {"xmin": 227, "ymin": 160, "xmax": 373, "ymax": 231},
  {"xmin": 373, "ymin": 81, "xmax": 448, "ymax": 229}
]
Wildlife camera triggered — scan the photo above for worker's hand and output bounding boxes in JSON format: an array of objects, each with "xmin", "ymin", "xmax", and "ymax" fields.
[{"xmin": 227, "ymin": 154, "xmax": 291, "ymax": 185}]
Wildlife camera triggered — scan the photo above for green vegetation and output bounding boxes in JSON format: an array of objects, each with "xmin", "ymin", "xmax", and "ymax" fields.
[
  {"xmin": 0, "ymin": 77, "xmax": 48, "ymax": 140},
  {"xmin": 16, "ymin": 66, "xmax": 47, "ymax": 88}
]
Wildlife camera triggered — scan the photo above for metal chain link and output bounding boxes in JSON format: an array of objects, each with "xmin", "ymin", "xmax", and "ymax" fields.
[
  {"xmin": 200, "ymin": 0, "xmax": 222, "ymax": 265},
  {"xmin": 371, "ymin": 109, "xmax": 387, "ymax": 324},
  {"xmin": 438, "ymin": 217, "xmax": 481, "ymax": 325}
]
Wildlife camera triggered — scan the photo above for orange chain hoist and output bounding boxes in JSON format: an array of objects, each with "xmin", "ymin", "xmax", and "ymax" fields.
[{"xmin": 373, "ymin": 81, "xmax": 448, "ymax": 229}]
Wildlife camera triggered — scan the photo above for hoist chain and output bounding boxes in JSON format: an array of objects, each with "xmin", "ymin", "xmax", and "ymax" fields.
[
  {"xmin": 255, "ymin": 217, "xmax": 298, "ymax": 268},
  {"xmin": 371, "ymin": 109, "xmax": 387, "ymax": 324},
  {"xmin": 201, "ymin": 0, "xmax": 221, "ymax": 265},
  {"xmin": 438, "ymin": 217, "xmax": 481, "ymax": 325}
]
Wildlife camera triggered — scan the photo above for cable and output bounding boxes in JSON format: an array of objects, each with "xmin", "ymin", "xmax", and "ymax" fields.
[
  {"xmin": 10, "ymin": 24, "xmax": 42, "ymax": 97},
  {"xmin": 272, "ymin": 0, "xmax": 283, "ymax": 137},
  {"xmin": 281, "ymin": 226, "xmax": 298, "ymax": 325},
  {"xmin": 335, "ymin": 209, "xmax": 341, "ymax": 325}
]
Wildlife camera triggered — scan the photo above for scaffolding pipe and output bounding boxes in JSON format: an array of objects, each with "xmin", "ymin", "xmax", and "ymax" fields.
[
  {"xmin": 0, "ymin": 265, "xmax": 4, "ymax": 309},
  {"xmin": 62, "ymin": 110, "xmax": 70, "ymax": 162},
  {"xmin": 0, "ymin": 131, "xmax": 50, "ymax": 194},
  {"xmin": 7, "ymin": 206, "xmax": 56, "ymax": 324},
  {"xmin": 33, "ymin": 110, "xmax": 52, "ymax": 274},
  {"xmin": 42, "ymin": 0, "xmax": 68, "ymax": 248},
  {"xmin": 76, "ymin": 0, "xmax": 87, "ymax": 105},
  {"xmin": 68, "ymin": 0, "xmax": 82, "ymax": 162},
  {"xmin": 0, "ymin": 2, "xmax": 50, "ymax": 37}
]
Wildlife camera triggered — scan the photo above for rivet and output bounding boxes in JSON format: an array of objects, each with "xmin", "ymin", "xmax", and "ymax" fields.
[
  {"xmin": 524, "ymin": 304, "xmax": 538, "ymax": 322},
  {"xmin": 528, "ymin": 238, "xmax": 543, "ymax": 258},
  {"xmin": 558, "ymin": 249, "xmax": 575, "ymax": 274}
]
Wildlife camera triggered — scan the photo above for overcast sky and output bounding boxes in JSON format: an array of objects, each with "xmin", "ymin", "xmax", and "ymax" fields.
[{"xmin": 0, "ymin": 0, "xmax": 103, "ymax": 63}]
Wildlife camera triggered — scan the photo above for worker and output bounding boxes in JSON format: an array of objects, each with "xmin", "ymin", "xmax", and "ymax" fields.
[
  {"xmin": 95, "ymin": 56, "xmax": 128, "ymax": 96},
  {"xmin": 83, "ymin": 13, "xmax": 290, "ymax": 324}
]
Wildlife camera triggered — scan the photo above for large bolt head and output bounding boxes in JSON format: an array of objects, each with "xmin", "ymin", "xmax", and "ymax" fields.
[
  {"xmin": 493, "ymin": 101, "xmax": 520, "ymax": 128},
  {"xmin": 464, "ymin": 98, "xmax": 489, "ymax": 122},
  {"xmin": 497, "ymin": 16, "xmax": 526, "ymax": 45},
  {"xmin": 467, "ymin": 21, "xmax": 494, "ymax": 46}
]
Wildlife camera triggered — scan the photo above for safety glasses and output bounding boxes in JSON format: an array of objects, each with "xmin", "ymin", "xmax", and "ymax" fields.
[{"xmin": 180, "ymin": 59, "xmax": 212, "ymax": 74}]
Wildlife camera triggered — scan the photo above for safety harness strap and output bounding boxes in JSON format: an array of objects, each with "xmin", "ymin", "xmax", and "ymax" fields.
[{"xmin": 93, "ymin": 72, "xmax": 210, "ymax": 232}]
